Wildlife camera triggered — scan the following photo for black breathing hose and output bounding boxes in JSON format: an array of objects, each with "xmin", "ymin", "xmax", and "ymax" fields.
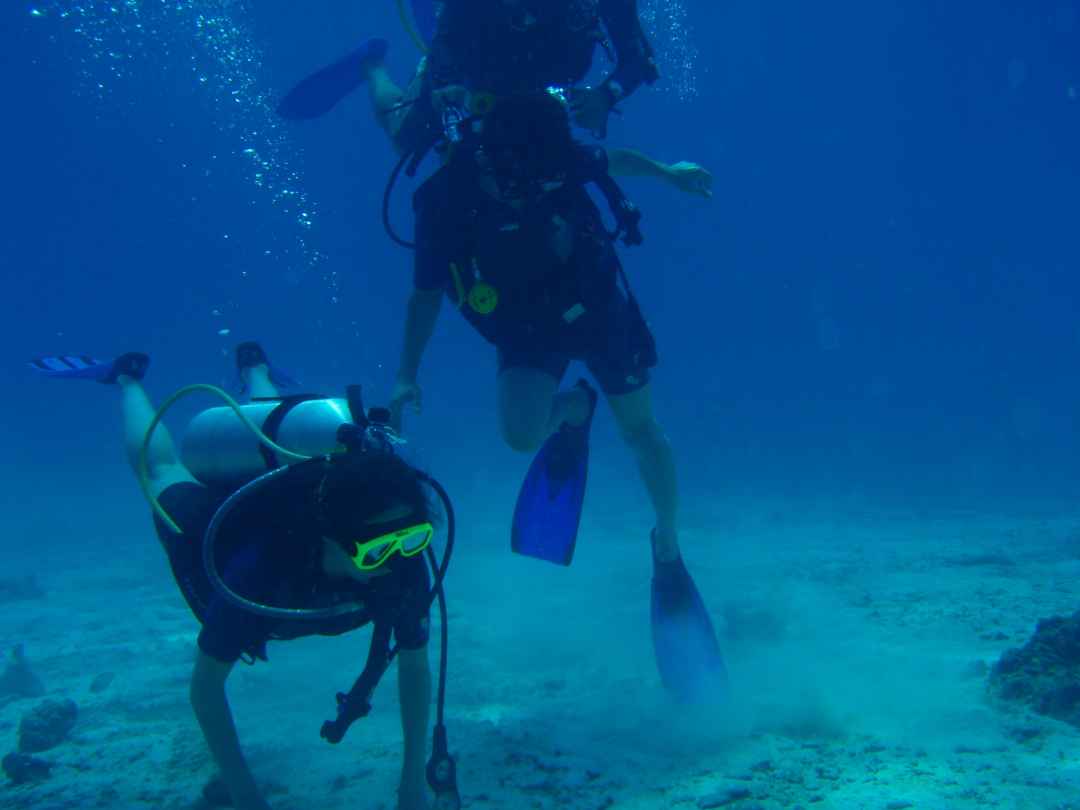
[{"xmin": 383, "ymin": 149, "xmax": 417, "ymax": 250}]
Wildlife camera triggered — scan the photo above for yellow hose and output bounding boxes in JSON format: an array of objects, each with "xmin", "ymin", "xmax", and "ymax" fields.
[
  {"xmin": 397, "ymin": 0, "xmax": 429, "ymax": 54},
  {"xmin": 138, "ymin": 384, "xmax": 313, "ymax": 533}
]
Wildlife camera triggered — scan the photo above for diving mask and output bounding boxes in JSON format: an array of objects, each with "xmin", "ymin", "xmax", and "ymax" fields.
[{"xmin": 347, "ymin": 521, "xmax": 434, "ymax": 571}]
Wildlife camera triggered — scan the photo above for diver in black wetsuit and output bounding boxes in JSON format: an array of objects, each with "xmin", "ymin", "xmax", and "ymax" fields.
[
  {"xmin": 389, "ymin": 91, "xmax": 726, "ymax": 699},
  {"xmin": 425, "ymin": 0, "xmax": 658, "ymax": 136},
  {"xmin": 372, "ymin": 0, "xmax": 658, "ymax": 155},
  {"xmin": 278, "ymin": 2, "xmax": 708, "ymax": 191}
]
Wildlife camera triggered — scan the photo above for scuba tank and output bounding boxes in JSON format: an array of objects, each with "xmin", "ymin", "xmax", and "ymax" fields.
[{"xmin": 182, "ymin": 395, "xmax": 354, "ymax": 487}]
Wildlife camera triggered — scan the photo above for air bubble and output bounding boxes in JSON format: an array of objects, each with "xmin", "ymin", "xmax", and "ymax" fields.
[
  {"xmin": 37, "ymin": 0, "xmax": 325, "ymax": 288},
  {"xmin": 639, "ymin": 0, "xmax": 700, "ymax": 100}
]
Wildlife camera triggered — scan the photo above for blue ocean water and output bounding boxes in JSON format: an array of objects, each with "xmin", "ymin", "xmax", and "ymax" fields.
[
  {"xmin": 3, "ymin": 1, "xmax": 1078, "ymax": 510},
  {"xmin": 1, "ymin": 2, "xmax": 1079, "ymax": 809}
]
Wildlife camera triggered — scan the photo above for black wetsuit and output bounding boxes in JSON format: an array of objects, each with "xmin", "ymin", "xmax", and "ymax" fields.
[
  {"xmin": 153, "ymin": 466, "xmax": 430, "ymax": 664},
  {"xmin": 413, "ymin": 144, "xmax": 656, "ymax": 394},
  {"xmin": 427, "ymin": 0, "xmax": 658, "ymax": 99}
]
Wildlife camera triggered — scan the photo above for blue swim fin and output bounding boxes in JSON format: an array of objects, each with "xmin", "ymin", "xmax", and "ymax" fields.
[
  {"xmin": 651, "ymin": 542, "xmax": 728, "ymax": 702},
  {"xmin": 28, "ymin": 352, "xmax": 149, "ymax": 384},
  {"xmin": 511, "ymin": 380, "xmax": 598, "ymax": 566},
  {"xmin": 277, "ymin": 38, "xmax": 389, "ymax": 120}
]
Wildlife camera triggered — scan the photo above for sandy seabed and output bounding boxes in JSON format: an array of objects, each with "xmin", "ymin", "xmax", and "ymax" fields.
[{"xmin": 2, "ymin": 491, "xmax": 1079, "ymax": 810}]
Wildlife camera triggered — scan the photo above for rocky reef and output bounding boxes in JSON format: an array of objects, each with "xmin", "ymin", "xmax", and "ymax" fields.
[
  {"xmin": 988, "ymin": 609, "xmax": 1080, "ymax": 728},
  {"xmin": 18, "ymin": 698, "xmax": 78, "ymax": 754}
]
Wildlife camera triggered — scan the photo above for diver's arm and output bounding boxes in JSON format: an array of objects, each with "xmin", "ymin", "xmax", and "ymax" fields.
[
  {"xmin": 606, "ymin": 148, "xmax": 671, "ymax": 180},
  {"xmin": 397, "ymin": 288, "xmax": 442, "ymax": 385},
  {"xmin": 390, "ymin": 288, "xmax": 442, "ymax": 429},
  {"xmin": 598, "ymin": 0, "xmax": 660, "ymax": 101},
  {"xmin": 396, "ymin": 645, "xmax": 432, "ymax": 810},
  {"xmin": 605, "ymin": 148, "xmax": 713, "ymax": 197},
  {"xmin": 190, "ymin": 651, "xmax": 269, "ymax": 810}
]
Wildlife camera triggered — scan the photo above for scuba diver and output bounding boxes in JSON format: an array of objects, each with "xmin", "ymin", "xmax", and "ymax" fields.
[
  {"xmin": 279, "ymin": 0, "xmax": 659, "ymax": 144},
  {"xmin": 424, "ymin": 0, "xmax": 658, "ymax": 138},
  {"xmin": 28, "ymin": 344, "xmax": 460, "ymax": 810},
  {"xmin": 277, "ymin": 35, "xmax": 711, "ymax": 199},
  {"xmin": 387, "ymin": 90, "xmax": 727, "ymax": 703},
  {"xmin": 274, "ymin": 3, "xmax": 721, "ymax": 701},
  {"xmin": 363, "ymin": 53, "xmax": 712, "ymax": 197}
]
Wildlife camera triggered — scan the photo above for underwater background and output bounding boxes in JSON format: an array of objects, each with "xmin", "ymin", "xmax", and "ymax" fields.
[
  {"xmin": 4, "ymin": 1, "xmax": 1079, "ymax": 516},
  {"xmin": 1, "ymin": 1, "xmax": 1079, "ymax": 809}
]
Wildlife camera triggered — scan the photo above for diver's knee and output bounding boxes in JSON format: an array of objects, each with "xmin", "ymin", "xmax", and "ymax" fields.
[
  {"xmin": 499, "ymin": 410, "xmax": 546, "ymax": 454},
  {"xmin": 501, "ymin": 422, "xmax": 545, "ymax": 454},
  {"xmin": 145, "ymin": 463, "xmax": 197, "ymax": 498}
]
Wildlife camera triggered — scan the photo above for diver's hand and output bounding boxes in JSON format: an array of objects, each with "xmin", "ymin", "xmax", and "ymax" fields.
[
  {"xmin": 389, "ymin": 379, "xmax": 423, "ymax": 432},
  {"xmin": 666, "ymin": 161, "xmax": 713, "ymax": 198},
  {"xmin": 569, "ymin": 86, "xmax": 613, "ymax": 138},
  {"xmin": 431, "ymin": 84, "xmax": 467, "ymax": 115}
]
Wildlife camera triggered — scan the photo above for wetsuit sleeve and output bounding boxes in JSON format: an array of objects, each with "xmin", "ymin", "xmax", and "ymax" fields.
[{"xmin": 598, "ymin": 0, "xmax": 660, "ymax": 98}]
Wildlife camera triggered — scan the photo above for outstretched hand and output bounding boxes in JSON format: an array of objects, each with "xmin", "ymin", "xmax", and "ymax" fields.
[{"xmin": 667, "ymin": 161, "xmax": 713, "ymax": 198}]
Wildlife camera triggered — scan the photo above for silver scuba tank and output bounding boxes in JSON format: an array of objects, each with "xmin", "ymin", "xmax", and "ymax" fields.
[{"xmin": 182, "ymin": 397, "xmax": 352, "ymax": 487}]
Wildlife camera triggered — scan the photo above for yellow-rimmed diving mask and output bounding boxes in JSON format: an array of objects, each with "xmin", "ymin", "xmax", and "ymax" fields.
[{"xmin": 348, "ymin": 522, "xmax": 434, "ymax": 571}]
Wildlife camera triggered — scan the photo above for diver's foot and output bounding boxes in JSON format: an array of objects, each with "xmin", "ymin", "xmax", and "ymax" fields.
[
  {"xmin": 650, "ymin": 533, "xmax": 728, "ymax": 701},
  {"xmin": 103, "ymin": 352, "xmax": 150, "ymax": 384},
  {"xmin": 544, "ymin": 380, "xmax": 598, "ymax": 482},
  {"xmin": 235, "ymin": 342, "xmax": 298, "ymax": 394},
  {"xmin": 235, "ymin": 341, "xmax": 269, "ymax": 374}
]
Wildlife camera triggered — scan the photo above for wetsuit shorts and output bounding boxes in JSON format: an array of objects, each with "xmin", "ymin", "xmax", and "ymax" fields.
[{"xmin": 496, "ymin": 285, "xmax": 656, "ymax": 396}]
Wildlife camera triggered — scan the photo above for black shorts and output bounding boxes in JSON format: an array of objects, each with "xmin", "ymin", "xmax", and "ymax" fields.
[
  {"xmin": 153, "ymin": 482, "xmax": 224, "ymax": 624},
  {"xmin": 153, "ymin": 482, "xmax": 280, "ymax": 662},
  {"xmin": 497, "ymin": 286, "xmax": 657, "ymax": 396}
]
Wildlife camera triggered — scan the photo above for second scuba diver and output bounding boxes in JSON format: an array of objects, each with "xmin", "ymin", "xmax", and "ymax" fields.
[
  {"xmin": 273, "ymin": 1, "xmax": 723, "ymax": 702},
  {"xmin": 29, "ymin": 343, "xmax": 460, "ymax": 810},
  {"xmin": 277, "ymin": 1, "xmax": 713, "ymax": 197},
  {"xmin": 388, "ymin": 91, "xmax": 727, "ymax": 702},
  {"xmin": 279, "ymin": 0, "xmax": 659, "ymax": 142}
]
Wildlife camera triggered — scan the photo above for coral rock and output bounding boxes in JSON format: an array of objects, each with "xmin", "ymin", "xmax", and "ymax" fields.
[
  {"xmin": 988, "ymin": 610, "xmax": 1080, "ymax": 728},
  {"xmin": 18, "ymin": 698, "xmax": 78, "ymax": 753}
]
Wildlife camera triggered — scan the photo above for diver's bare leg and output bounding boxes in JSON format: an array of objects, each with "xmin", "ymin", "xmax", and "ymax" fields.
[
  {"xmin": 368, "ymin": 65, "xmax": 406, "ymax": 142},
  {"xmin": 119, "ymin": 376, "xmax": 196, "ymax": 496},
  {"xmin": 607, "ymin": 385, "xmax": 680, "ymax": 561},
  {"xmin": 190, "ymin": 651, "xmax": 268, "ymax": 810},
  {"xmin": 497, "ymin": 368, "xmax": 596, "ymax": 453},
  {"xmin": 240, "ymin": 365, "xmax": 279, "ymax": 401}
]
